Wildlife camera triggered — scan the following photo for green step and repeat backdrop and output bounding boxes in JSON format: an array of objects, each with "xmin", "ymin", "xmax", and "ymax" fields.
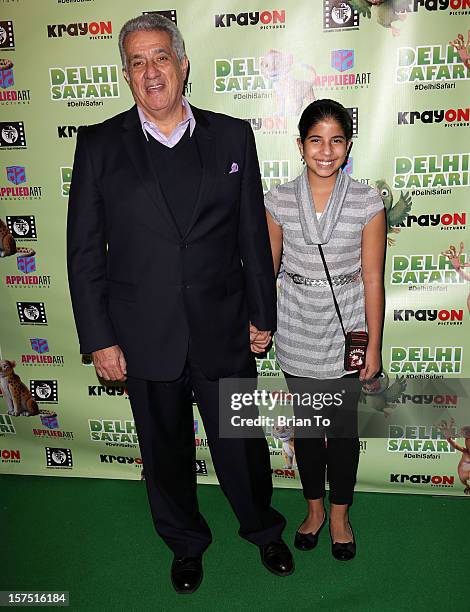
[{"xmin": 0, "ymin": 0, "xmax": 469, "ymax": 496}]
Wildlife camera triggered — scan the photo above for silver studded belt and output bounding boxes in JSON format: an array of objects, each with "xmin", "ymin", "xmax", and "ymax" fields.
[{"xmin": 286, "ymin": 268, "xmax": 361, "ymax": 287}]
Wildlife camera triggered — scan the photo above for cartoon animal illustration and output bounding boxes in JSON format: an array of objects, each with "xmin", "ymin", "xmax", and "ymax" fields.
[
  {"xmin": 350, "ymin": 0, "xmax": 411, "ymax": 37},
  {"xmin": 260, "ymin": 49, "xmax": 316, "ymax": 116},
  {"xmin": 450, "ymin": 30, "xmax": 470, "ymax": 70},
  {"xmin": 360, "ymin": 371, "xmax": 407, "ymax": 417},
  {"xmin": 0, "ymin": 217, "xmax": 35, "ymax": 257},
  {"xmin": 272, "ymin": 424, "xmax": 296, "ymax": 468},
  {"xmin": 438, "ymin": 419, "xmax": 470, "ymax": 495},
  {"xmin": 0, "ymin": 359, "xmax": 39, "ymax": 416},
  {"xmin": 375, "ymin": 179, "xmax": 412, "ymax": 246},
  {"xmin": 441, "ymin": 242, "xmax": 470, "ymax": 314}
]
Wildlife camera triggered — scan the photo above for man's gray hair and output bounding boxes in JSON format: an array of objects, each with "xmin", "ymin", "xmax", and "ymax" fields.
[{"xmin": 118, "ymin": 14, "xmax": 186, "ymax": 69}]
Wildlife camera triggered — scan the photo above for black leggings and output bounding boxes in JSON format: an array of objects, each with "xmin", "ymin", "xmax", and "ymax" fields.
[{"xmin": 283, "ymin": 371, "xmax": 361, "ymax": 505}]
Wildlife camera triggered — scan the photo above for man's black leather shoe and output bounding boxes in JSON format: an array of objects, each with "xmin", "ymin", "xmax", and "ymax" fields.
[
  {"xmin": 259, "ymin": 540, "xmax": 294, "ymax": 576},
  {"xmin": 171, "ymin": 556, "xmax": 203, "ymax": 594}
]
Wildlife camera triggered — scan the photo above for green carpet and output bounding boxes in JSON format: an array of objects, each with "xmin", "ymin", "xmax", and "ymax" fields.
[{"xmin": 2, "ymin": 474, "xmax": 467, "ymax": 611}]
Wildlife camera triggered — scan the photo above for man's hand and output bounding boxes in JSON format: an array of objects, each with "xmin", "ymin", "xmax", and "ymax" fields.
[
  {"xmin": 250, "ymin": 323, "xmax": 271, "ymax": 354},
  {"xmin": 92, "ymin": 345, "xmax": 127, "ymax": 381}
]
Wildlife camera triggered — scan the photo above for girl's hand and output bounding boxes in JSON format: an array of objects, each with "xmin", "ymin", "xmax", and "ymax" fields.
[{"xmin": 359, "ymin": 345, "xmax": 381, "ymax": 382}]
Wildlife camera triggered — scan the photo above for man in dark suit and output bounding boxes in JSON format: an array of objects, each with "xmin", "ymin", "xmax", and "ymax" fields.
[{"xmin": 67, "ymin": 14, "xmax": 293, "ymax": 593}]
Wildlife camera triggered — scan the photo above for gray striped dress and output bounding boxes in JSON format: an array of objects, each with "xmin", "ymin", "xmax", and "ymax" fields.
[{"xmin": 265, "ymin": 171, "xmax": 384, "ymax": 379}]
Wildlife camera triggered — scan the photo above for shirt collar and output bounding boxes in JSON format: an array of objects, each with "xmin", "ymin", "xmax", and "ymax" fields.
[{"xmin": 137, "ymin": 97, "xmax": 196, "ymax": 141}]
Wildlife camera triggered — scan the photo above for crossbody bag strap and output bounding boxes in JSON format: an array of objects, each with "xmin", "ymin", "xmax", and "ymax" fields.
[{"xmin": 317, "ymin": 244, "xmax": 346, "ymax": 339}]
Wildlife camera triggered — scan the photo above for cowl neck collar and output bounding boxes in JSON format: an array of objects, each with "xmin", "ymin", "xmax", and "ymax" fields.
[{"xmin": 294, "ymin": 168, "xmax": 350, "ymax": 245}]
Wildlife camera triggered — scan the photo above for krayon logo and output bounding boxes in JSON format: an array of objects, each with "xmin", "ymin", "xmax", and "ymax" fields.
[
  {"xmin": 323, "ymin": 1, "xmax": 359, "ymax": 30},
  {"xmin": 100, "ymin": 454, "xmax": 143, "ymax": 465},
  {"xmin": 0, "ymin": 122, "xmax": 26, "ymax": 148},
  {"xmin": 413, "ymin": 0, "xmax": 470, "ymax": 13},
  {"xmin": 0, "ymin": 21, "xmax": 14, "ymax": 50},
  {"xmin": 398, "ymin": 107, "xmax": 470, "ymax": 126},
  {"xmin": 47, "ymin": 21, "xmax": 112, "ymax": 39},
  {"xmin": 58, "ymin": 125, "xmax": 86, "ymax": 138},
  {"xmin": 215, "ymin": 10, "xmax": 285, "ymax": 29},
  {"xmin": 397, "ymin": 212, "xmax": 466, "ymax": 230},
  {"xmin": 390, "ymin": 473, "xmax": 454, "ymax": 487},
  {"xmin": 393, "ymin": 309, "xmax": 464, "ymax": 324},
  {"xmin": 17, "ymin": 302, "xmax": 47, "ymax": 325},
  {"xmin": 0, "ymin": 449, "xmax": 20, "ymax": 463}
]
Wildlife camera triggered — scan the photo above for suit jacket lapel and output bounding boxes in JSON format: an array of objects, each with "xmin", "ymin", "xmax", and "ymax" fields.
[
  {"xmin": 121, "ymin": 106, "xmax": 181, "ymax": 239},
  {"xmin": 183, "ymin": 106, "xmax": 217, "ymax": 239}
]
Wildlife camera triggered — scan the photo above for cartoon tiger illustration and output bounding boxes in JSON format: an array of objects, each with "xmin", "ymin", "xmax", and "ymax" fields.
[
  {"xmin": 0, "ymin": 359, "xmax": 39, "ymax": 416},
  {"xmin": 0, "ymin": 217, "xmax": 35, "ymax": 257}
]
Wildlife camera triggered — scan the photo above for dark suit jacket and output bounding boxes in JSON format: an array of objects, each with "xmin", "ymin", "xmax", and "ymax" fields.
[{"xmin": 67, "ymin": 104, "xmax": 276, "ymax": 380}]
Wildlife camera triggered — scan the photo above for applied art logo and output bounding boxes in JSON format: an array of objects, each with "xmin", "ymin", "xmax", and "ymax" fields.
[
  {"xmin": 1, "ymin": 167, "xmax": 42, "ymax": 199},
  {"xmin": 331, "ymin": 49, "xmax": 354, "ymax": 72},
  {"xmin": 31, "ymin": 338, "xmax": 49, "ymax": 354},
  {"xmin": 17, "ymin": 255, "xmax": 35, "ymax": 273},
  {"xmin": 0, "ymin": 60, "xmax": 31, "ymax": 105},
  {"xmin": 21, "ymin": 339, "xmax": 64, "ymax": 367}
]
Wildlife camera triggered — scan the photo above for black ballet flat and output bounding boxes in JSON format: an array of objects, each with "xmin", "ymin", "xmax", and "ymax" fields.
[
  {"xmin": 294, "ymin": 514, "xmax": 326, "ymax": 551},
  {"xmin": 330, "ymin": 523, "xmax": 356, "ymax": 561}
]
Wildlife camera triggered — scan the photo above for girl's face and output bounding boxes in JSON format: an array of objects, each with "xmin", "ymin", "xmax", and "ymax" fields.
[{"xmin": 298, "ymin": 118, "xmax": 351, "ymax": 181}]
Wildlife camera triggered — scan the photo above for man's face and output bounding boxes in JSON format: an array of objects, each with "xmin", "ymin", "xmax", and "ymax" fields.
[{"xmin": 123, "ymin": 29, "xmax": 188, "ymax": 120}]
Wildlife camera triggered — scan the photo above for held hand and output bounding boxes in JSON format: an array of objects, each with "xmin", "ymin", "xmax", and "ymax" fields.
[
  {"xmin": 92, "ymin": 345, "xmax": 127, "ymax": 382},
  {"xmin": 249, "ymin": 323, "xmax": 271, "ymax": 354},
  {"xmin": 359, "ymin": 346, "xmax": 381, "ymax": 382}
]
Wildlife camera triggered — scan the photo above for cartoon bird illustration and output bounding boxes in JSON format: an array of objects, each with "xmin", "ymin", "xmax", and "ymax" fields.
[
  {"xmin": 375, "ymin": 179, "xmax": 412, "ymax": 246},
  {"xmin": 359, "ymin": 372, "xmax": 407, "ymax": 418},
  {"xmin": 349, "ymin": 0, "xmax": 411, "ymax": 37}
]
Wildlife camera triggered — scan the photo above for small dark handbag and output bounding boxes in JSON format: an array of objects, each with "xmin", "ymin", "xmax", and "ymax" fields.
[{"xmin": 318, "ymin": 245, "xmax": 368, "ymax": 371}]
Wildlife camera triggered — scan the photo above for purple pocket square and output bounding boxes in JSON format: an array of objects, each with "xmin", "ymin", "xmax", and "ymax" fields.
[{"xmin": 229, "ymin": 162, "xmax": 239, "ymax": 174}]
